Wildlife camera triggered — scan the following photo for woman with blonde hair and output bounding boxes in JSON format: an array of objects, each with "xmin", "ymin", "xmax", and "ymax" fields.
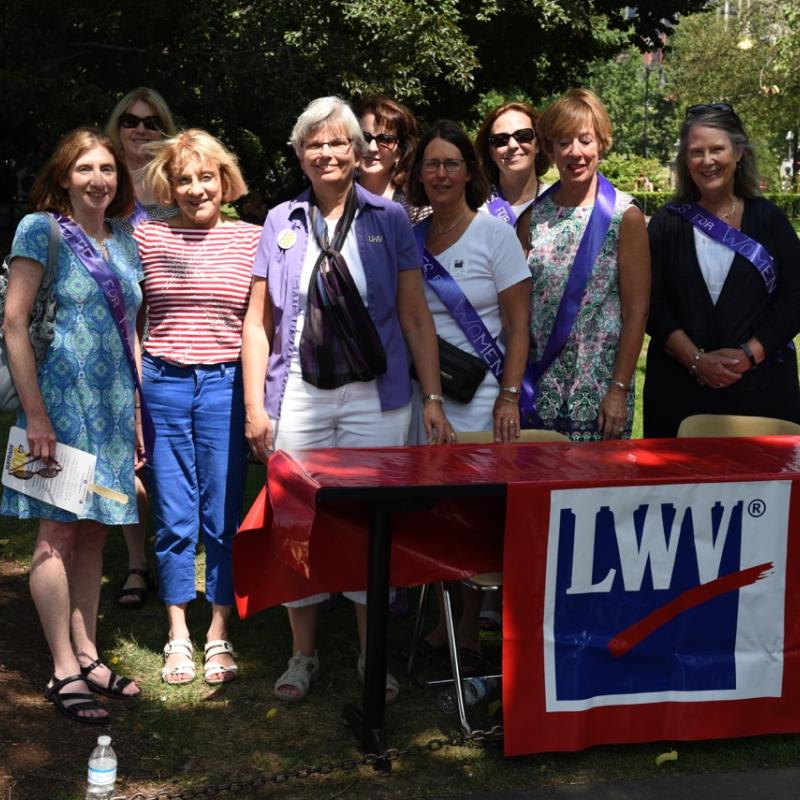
[
  {"xmin": 519, "ymin": 88, "xmax": 650, "ymax": 441},
  {"xmin": 106, "ymin": 86, "xmax": 178, "ymax": 609},
  {"xmin": 136, "ymin": 129, "xmax": 261, "ymax": 685},
  {"xmin": 1, "ymin": 127, "xmax": 143, "ymax": 721}
]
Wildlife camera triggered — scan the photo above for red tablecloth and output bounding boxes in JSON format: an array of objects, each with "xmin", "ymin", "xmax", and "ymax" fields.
[{"xmin": 234, "ymin": 436, "xmax": 800, "ymax": 755}]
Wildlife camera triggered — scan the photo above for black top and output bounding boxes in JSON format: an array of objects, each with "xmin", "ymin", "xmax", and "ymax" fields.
[{"xmin": 643, "ymin": 197, "xmax": 800, "ymax": 437}]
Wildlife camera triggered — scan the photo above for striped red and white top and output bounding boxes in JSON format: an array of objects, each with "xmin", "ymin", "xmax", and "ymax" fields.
[{"xmin": 135, "ymin": 219, "xmax": 261, "ymax": 365}]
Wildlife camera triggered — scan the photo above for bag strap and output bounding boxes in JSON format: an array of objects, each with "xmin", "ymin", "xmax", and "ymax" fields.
[{"xmin": 43, "ymin": 213, "xmax": 60, "ymax": 288}]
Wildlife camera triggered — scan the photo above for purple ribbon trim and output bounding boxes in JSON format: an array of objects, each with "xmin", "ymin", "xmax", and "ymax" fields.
[
  {"xmin": 666, "ymin": 202, "xmax": 777, "ymax": 294},
  {"xmin": 413, "ymin": 221, "xmax": 538, "ymax": 426},
  {"xmin": 54, "ymin": 215, "xmax": 155, "ymax": 460},
  {"xmin": 527, "ymin": 173, "xmax": 617, "ymax": 424},
  {"xmin": 486, "ymin": 186, "xmax": 517, "ymax": 227},
  {"xmin": 127, "ymin": 201, "xmax": 150, "ymax": 229}
]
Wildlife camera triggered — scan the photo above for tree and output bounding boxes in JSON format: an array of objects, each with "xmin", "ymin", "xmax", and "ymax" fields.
[{"xmin": 1, "ymin": 0, "xmax": 708, "ymax": 202}]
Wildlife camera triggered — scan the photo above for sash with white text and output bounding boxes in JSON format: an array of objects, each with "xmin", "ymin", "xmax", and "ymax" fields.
[{"xmin": 667, "ymin": 202, "xmax": 777, "ymax": 294}]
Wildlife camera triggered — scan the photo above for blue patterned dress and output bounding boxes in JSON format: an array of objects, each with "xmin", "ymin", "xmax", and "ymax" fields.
[{"xmin": 1, "ymin": 213, "xmax": 143, "ymax": 524}]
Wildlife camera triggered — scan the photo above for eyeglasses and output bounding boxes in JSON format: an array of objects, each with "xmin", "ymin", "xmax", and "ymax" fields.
[
  {"xmin": 685, "ymin": 103, "xmax": 734, "ymax": 118},
  {"xmin": 303, "ymin": 138, "xmax": 353, "ymax": 156},
  {"xmin": 120, "ymin": 113, "xmax": 163, "ymax": 131},
  {"xmin": 362, "ymin": 131, "xmax": 400, "ymax": 150},
  {"xmin": 421, "ymin": 158, "xmax": 466, "ymax": 175},
  {"xmin": 487, "ymin": 128, "xmax": 536, "ymax": 148},
  {"xmin": 10, "ymin": 455, "xmax": 63, "ymax": 480}
]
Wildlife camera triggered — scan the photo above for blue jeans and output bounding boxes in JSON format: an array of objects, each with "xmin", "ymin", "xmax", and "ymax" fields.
[{"xmin": 143, "ymin": 354, "xmax": 247, "ymax": 606}]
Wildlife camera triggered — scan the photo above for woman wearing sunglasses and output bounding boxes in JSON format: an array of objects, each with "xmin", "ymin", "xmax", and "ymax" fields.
[
  {"xmin": 356, "ymin": 96, "xmax": 421, "ymax": 217},
  {"xmin": 242, "ymin": 96, "xmax": 452, "ymax": 704},
  {"xmin": 475, "ymin": 101, "xmax": 551, "ymax": 230},
  {"xmin": 106, "ymin": 87, "xmax": 178, "ymax": 610},
  {"xmin": 405, "ymin": 121, "xmax": 531, "ymax": 668},
  {"xmin": 1, "ymin": 128, "xmax": 144, "ymax": 722},
  {"xmin": 519, "ymin": 88, "xmax": 650, "ymax": 442},
  {"xmin": 643, "ymin": 104, "xmax": 800, "ymax": 436}
]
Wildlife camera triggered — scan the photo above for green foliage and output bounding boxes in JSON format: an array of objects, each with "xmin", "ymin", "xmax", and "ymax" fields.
[
  {"xmin": 763, "ymin": 193, "xmax": 800, "ymax": 219},
  {"xmin": 600, "ymin": 153, "xmax": 670, "ymax": 191}
]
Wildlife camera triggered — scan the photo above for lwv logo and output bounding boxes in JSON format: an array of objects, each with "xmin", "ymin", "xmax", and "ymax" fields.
[{"xmin": 543, "ymin": 482, "xmax": 790, "ymax": 711}]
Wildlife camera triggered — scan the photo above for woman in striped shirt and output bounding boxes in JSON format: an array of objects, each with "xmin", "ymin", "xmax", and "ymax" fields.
[{"xmin": 136, "ymin": 130, "xmax": 260, "ymax": 686}]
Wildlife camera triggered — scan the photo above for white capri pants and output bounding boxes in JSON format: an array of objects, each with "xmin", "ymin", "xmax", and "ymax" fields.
[{"xmin": 272, "ymin": 367, "xmax": 411, "ymax": 607}]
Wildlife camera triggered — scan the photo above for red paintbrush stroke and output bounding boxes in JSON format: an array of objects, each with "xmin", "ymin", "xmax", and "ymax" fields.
[{"xmin": 608, "ymin": 561, "xmax": 773, "ymax": 658}]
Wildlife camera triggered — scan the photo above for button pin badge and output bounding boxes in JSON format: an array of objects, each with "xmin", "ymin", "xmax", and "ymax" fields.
[{"xmin": 277, "ymin": 228, "xmax": 297, "ymax": 250}]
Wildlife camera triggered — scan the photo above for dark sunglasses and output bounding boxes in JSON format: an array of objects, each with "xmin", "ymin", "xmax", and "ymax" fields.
[
  {"xmin": 120, "ymin": 112, "xmax": 163, "ymax": 131},
  {"xmin": 10, "ymin": 455, "xmax": 63, "ymax": 480},
  {"xmin": 487, "ymin": 128, "xmax": 536, "ymax": 148},
  {"xmin": 685, "ymin": 103, "xmax": 741, "ymax": 120},
  {"xmin": 362, "ymin": 131, "xmax": 400, "ymax": 149}
]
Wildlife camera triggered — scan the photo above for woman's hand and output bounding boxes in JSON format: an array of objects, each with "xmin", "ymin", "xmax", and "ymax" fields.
[
  {"xmin": 694, "ymin": 350, "xmax": 743, "ymax": 388},
  {"xmin": 245, "ymin": 408, "xmax": 274, "ymax": 463},
  {"xmin": 422, "ymin": 399, "xmax": 456, "ymax": 445},
  {"xmin": 493, "ymin": 395, "xmax": 521, "ymax": 442},
  {"xmin": 25, "ymin": 409, "xmax": 57, "ymax": 461},
  {"xmin": 134, "ymin": 407, "xmax": 147, "ymax": 471},
  {"xmin": 597, "ymin": 386, "xmax": 627, "ymax": 440}
]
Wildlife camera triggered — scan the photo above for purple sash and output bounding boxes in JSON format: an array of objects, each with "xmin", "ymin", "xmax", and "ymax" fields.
[
  {"xmin": 486, "ymin": 186, "xmax": 517, "ymax": 227},
  {"xmin": 526, "ymin": 173, "xmax": 617, "ymax": 424},
  {"xmin": 127, "ymin": 201, "xmax": 150, "ymax": 229},
  {"xmin": 666, "ymin": 202, "xmax": 777, "ymax": 294},
  {"xmin": 54, "ymin": 215, "xmax": 155, "ymax": 460},
  {"xmin": 413, "ymin": 221, "xmax": 538, "ymax": 426}
]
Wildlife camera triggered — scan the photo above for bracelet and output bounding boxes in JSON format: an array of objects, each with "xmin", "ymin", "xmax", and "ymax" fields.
[
  {"xmin": 497, "ymin": 395, "xmax": 520, "ymax": 405},
  {"xmin": 423, "ymin": 393, "xmax": 444, "ymax": 403},
  {"xmin": 689, "ymin": 349, "xmax": 704, "ymax": 375},
  {"xmin": 739, "ymin": 342, "xmax": 757, "ymax": 368},
  {"xmin": 609, "ymin": 379, "xmax": 628, "ymax": 392}
]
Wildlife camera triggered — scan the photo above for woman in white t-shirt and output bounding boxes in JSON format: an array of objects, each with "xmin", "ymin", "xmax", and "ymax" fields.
[{"xmin": 405, "ymin": 120, "xmax": 530, "ymax": 666}]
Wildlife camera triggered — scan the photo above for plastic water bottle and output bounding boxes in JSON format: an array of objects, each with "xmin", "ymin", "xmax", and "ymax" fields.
[
  {"xmin": 86, "ymin": 735, "xmax": 117, "ymax": 799},
  {"xmin": 437, "ymin": 677, "xmax": 497, "ymax": 714}
]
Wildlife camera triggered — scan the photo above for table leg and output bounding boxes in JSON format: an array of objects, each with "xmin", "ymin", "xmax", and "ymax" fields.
[{"xmin": 342, "ymin": 506, "xmax": 392, "ymax": 771}]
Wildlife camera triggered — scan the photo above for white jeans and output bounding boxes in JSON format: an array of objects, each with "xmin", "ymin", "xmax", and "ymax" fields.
[{"xmin": 273, "ymin": 369, "xmax": 411, "ymax": 606}]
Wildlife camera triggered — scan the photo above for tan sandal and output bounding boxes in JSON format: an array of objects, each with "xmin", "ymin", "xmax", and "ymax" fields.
[
  {"xmin": 161, "ymin": 639, "xmax": 196, "ymax": 685},
  {"xmin": 204, "ymin": 639, "xmax": 238, "ymax": 685},
  {"xmin": 357, "ymin": 652, "xmax": 400, "ymax": 705}
]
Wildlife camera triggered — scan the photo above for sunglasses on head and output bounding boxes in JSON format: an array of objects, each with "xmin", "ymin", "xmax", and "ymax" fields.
[
  {"xmin": 362, "ymin": 131, "xmax": 400, "ymax": 149},
  {"xmin": 685, "ymin": 103, "xmax": 739, "ymax": 119},
  {"xmin": 487, "ymin": 128, "xmax": 536, "ymax": 148},
  {"xmin": 120, "ymin": 112, "xmax": 163, "ymax": 131}
]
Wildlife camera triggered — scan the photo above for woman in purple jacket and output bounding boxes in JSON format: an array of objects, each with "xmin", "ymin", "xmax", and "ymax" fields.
[{"xmin": 242, "ymin": 96, "xmax": 452, "ymax": 705}]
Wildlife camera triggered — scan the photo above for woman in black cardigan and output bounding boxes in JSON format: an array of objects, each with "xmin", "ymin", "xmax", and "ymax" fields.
[{"xmin": 644, "ymin": 104, "xmax": 800, "ymax": 437}]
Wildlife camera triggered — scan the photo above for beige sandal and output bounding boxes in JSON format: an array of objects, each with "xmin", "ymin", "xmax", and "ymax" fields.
[
  {"xmin": 274, "ymin": 651, "xmax": 320, "ymax": 702},
  {"xmin": 161, "ymin": 639, "xmax": 196, "ymax": 685},
  {"xmin": 357, "ymin": 652, "xmax": 400, "ymax": 705},
  {"xmin": 204, "ymin": 639, "xmax": 238, "ymax": 685}
]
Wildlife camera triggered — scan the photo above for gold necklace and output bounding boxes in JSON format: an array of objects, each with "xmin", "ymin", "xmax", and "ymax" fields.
[
  {"xmin": 430, "ymin": 211, "xmax": 468, "ymax": 235},
  {"xmin": 720, "ymin": 198, "xmax": 737, "ymax": 220}
]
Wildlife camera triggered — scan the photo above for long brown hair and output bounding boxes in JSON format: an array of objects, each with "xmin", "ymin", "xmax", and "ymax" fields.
[{"xmin": 29, "ymin": 127, "xmax": 135, "ymax": 218}]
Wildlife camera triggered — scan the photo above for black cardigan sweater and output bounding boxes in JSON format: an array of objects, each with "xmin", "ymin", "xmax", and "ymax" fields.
[{"xmin": 643, "ymin": 197, "xmax": 800, "ymax": 437}]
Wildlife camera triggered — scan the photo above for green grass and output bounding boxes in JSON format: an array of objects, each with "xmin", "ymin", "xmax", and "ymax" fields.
[{"xmin": 2, "ymin": 363, "xmax": 800, "ymax": 800}]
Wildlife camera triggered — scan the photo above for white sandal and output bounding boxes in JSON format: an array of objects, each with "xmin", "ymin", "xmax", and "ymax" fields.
[
  {"xmin": 274, "ymin": 651, "xmax": 320, "ymax": 702},
  {"xmin": 204, "ymin": 639, "xmax": 238, "ymax": 685},
  {"xmin": 357, "ymin": 652, "xmax": 400, "ymax": 705},
  {"xmin": 161, "ymin": 639, "xmax": 196, "ymax": 685}
]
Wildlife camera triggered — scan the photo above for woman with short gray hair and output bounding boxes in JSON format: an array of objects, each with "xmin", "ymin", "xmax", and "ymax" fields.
[{"xmin": 242, "ymin": 96, "xmax": 453, "ymax": 704}]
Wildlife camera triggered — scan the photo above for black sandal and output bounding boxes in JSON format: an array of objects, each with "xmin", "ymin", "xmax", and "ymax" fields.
[
  {"xmin": 80, "ymin": 657, "xmax": 139, "ymax": 700},
  {"xmin": 116, "ymin": 568, "xmax": 153, "ymax": 609},
  {"xmin": 44, "ymin": 674, "xmax": 109, "ymax": 724}
]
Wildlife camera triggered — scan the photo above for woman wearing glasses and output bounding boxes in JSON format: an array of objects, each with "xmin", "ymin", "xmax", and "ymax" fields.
[
  {"xmin": 106, "ymin": 87, "xmax": 178, "ymax": 610},
  {"xmin": 242, "ymin": 96, "xmax": 451, "ymax": 704},
  {"xmin": 519, "ymin": 88, "xmax": 650, "ymax": 441},
  {"xmin": 643, "ymin": 104, "xmax": 800, "ymax": 436},
  {"xmin": 1, "ymin": 128, "xmax": 143, "ymax": 721},
  {"xmin": 475, "ymin": 101, "xmax": 550, "ymax": 229},
  {"xmin": 356, "ymin": 96, "xmax": 419, "ymax": 212},
  {"xmin": 405, "ymin": 121, "xmax": 530, "ymax": 666}
]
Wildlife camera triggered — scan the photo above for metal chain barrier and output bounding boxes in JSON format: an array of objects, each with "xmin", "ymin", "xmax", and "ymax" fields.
[{"xmin": 115, "ymin": 725, "xmax": 504, "ymax": 800}]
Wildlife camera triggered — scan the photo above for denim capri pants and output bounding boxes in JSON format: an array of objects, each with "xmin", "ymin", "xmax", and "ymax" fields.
[{"xmin": 143, "ymin": 353, "xmax": 248, "ymax": 606}]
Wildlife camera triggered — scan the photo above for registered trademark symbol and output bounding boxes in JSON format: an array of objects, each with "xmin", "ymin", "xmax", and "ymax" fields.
[{"xmin": 748, "ymin": 499, "xmax": 766, "ymax": 517}]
